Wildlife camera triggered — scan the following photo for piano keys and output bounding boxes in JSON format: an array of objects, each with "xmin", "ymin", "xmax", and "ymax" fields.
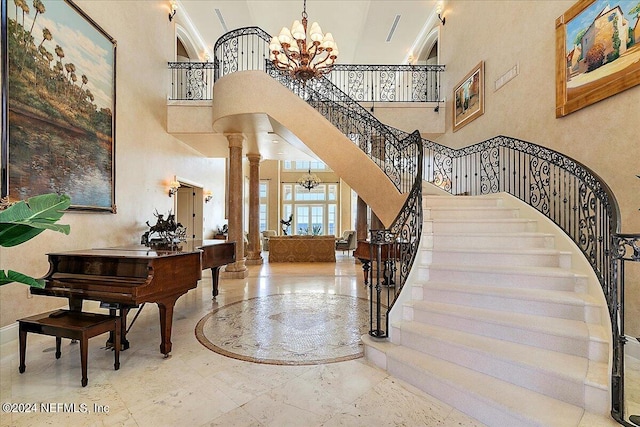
[{"xmin": 31, "ymin": 239, "xmax": 235, "ymax": 357}]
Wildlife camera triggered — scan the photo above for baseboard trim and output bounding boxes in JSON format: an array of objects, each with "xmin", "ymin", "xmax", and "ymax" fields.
[{"xmin": 0, "ymin": 322, "xmax": 18, "ymax": 346}]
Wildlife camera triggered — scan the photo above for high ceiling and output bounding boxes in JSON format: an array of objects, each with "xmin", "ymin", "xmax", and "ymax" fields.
[
  {"xmin": 172, "ymin": 1, "xmax": 440, "ymax": 160},
  {"xmin": 177, "ymin": 0, "xmax": 438, "ymax": 65}
]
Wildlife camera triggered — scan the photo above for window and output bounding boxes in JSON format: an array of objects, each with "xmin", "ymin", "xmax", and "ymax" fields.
[
  {"xmin": 282, "ymin": 182, "xmax": 338, "ymax": 236},
  {"xmin": 259, "ymin": 181, "xmax": 268, "ymax": 232},
  {"xmin": 283, "ymin": 160, "xmax": 328, "ymax": 171}
]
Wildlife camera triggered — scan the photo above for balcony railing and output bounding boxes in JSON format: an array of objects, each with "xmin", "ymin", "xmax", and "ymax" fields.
[
  {"xmin": 328, "ymin": 64, "xmax": 444, "ymax": 103},
  {"xmin": 168, "ymin": 61, "xmax": 216, "ymax": 101},
  {"xmin": 168, "ymin": 27, "xmax": 443, "ymax": 103}
]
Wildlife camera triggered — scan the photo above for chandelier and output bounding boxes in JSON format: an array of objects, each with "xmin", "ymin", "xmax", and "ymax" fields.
[
  {"xmin": 269, "ymin": 0, "xmax": 339, "ymax": 81},
  {"xmin": 297, "ymin": 169, "xmax": 321, "ymax": 191}
]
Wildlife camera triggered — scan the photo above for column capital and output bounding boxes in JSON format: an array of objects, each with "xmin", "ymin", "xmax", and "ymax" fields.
[
  {"xmin": 246, "ymin": 153, "xmax": 261, "ymax": 163},
  {"xmin": 225, "ymin": 133, "xmax": 245, "ymax": 148}
]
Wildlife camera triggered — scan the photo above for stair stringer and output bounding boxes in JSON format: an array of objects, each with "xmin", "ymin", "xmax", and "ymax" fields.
[
  {"xmin": 211, "ymin": 70, "xmax": 406, "ymax": 227},
  {"xmin": 363, "ymin": 184, "xmax": 613, "ymax": 426}
]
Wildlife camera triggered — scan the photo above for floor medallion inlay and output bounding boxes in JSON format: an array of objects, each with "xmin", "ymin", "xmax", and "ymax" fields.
[{"xmin": 195, "ymin": 293, "xmax": 374, "ymax": 365}]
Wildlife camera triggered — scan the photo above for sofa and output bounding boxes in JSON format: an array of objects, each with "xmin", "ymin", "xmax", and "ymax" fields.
[{"xmin": 268, "ymin": 235, "xmax": 336, "ymax": 262}]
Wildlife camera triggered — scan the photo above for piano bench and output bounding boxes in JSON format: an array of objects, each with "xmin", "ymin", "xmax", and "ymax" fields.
[{"xmin": 18, "ymin": 310, "xmax": 121, "ymax": 387}]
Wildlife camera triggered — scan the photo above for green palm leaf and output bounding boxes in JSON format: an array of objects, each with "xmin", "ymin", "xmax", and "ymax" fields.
[
  {"xmin": 0, "ymin": 270, "xmax": 45, "ymax": 288},
  {"xmin": 0, "ymin": 193, "xmax": 71, "ymax": 247}
]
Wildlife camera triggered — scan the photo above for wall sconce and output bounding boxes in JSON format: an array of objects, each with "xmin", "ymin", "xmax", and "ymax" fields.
[
  {"xmin": 436, "ymin": 2, "xmax": 446, "ymax": 25},
  {"xmin": 168, "ymin": 180, "xmax": 180, "ymax": 197},
  {"xmin": 168, "ymin": 0, "xmax": 177, "ymax": 22},
  {"xmin": 204, "ymin": 190, "xmax": 213, "ymax": 203}
]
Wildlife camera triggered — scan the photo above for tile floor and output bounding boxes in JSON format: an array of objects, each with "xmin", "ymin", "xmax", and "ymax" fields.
[{"xmin": 0, "ymin": 253, "xmax": 634, "ymax": 426}]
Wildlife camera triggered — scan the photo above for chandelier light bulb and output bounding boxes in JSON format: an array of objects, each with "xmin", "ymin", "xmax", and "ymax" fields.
[{"xmin": 271, "ymin": 0, "xmax": 338, "ymax": 82}]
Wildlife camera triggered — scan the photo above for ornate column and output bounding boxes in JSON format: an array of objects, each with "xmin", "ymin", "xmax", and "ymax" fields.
[
  {"xmin": 222, "ymin": 133, "xmax": 248, "ymax": 278},
  {"xmin": 246, "ymin": 153, "xmax": 263, "ymax": 265}
]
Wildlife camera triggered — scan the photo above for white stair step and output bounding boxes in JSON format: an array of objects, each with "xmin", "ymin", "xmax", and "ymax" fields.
[
  {"xmin": 425, "ymin": 207, "xmax": 520, "ymax": 220},
  {"xmin": 404, "ymin": 300, "xmax": 608, "ymax": 360},
  {"xmin": 418, "ymin": 282, "xmax": 602, "ymax": 323},
  {"xmin": 424, "ymin": 218, "xmax": 538, "ymax": 233},
  {"xmin": 421, "ymin": 247, "xmax": 572, "ymax": 268},
  {"xmin": 417, "ymin": 263, "xmax": 588, "ymax": 292},
  {"xmin": 426, "ymin": 231, "xmax": 555, "ymax": 249},
  {"xmin": 392, "ymin": 320, "xmax": 605, "ymax": 407},
  {"xmin": 424, "ymin": 195, "xmax": 503, "ymax": 207},
  {"xmin": 386, "ymin": 345, "xmax": 584, "ymax": 427}
]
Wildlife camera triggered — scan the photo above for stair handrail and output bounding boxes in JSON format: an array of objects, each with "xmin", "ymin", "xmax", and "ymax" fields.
[
  {"xmin": 212, "ymin": 26, "xmax": 424, "ymax": 339},
  {"xmin": 389, "ymin": 129, "xmax": 636, "ymax": 425},
  {"xmin": 611, "ymin": 232, "xmax": 639, "ymax": 426},
  {"xmin": 210, "ymin": 25, "xmax": 635, "ymax": 426},
  {"xmin": 213, "ymin": 26, "xmax": 421, "ymax": 193}
]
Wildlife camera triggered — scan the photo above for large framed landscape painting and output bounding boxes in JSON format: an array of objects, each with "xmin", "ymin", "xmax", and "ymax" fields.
[
  {"xmin": 2, "ymin": 0, "xmax": 116, "ymax": 212},
  {"xmin": 556, "ymin": 0, "xmax": 640, "ymax": 117},
  {"xmin": 453, "ymin": 61, "xmax": 484, "ymax": 132}
]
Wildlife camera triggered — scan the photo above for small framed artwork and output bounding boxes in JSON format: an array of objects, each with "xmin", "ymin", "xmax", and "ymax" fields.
[
  {"xmin": 453, "ymin": 61, "xmax": 485, "ymax": 132},
  {"xmin": 556, "ymin": 0, "xmax": 640, "ymax": 117},
  {"xmin": 2, "ymin": 0, "xmax": 117, "ymax": 212}
]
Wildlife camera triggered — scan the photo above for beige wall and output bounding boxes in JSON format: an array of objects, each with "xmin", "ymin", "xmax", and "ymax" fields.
[
  {"xmin": 0, "ymin": 1, "xmax": 227, "ymax": 328},
  {"xmin": 436, "ymin": 1, "xmax": 639, "ymax": 335}
]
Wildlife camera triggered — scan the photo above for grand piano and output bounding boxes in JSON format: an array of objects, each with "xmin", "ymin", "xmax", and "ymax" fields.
[{"xmin": 31, "ymin": 240, "xmax": 235, "ymax": 357}]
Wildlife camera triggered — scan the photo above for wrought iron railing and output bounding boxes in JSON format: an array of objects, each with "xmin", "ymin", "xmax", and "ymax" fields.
[
  {"xmin": 266, "ymin": 72, "xmax": 421, "ymax": 193},
  {"xmin": 328, "ymin": 64, "xmax": 444, "ymax": 103},
  {"xmin": 212, "ymin": 26, "xmax": 422, "ymax": 194},
  {"xmin": 368, "ymin": 151, "xmax": 423, "ymax": 338},
  {"xmin": 168, "ymin": 61, "xmax": 216, "ymax": 100},
  {"xmin": 611, "ymin": 233, "xmax": 639, "ymax": 426},
  {"xmin": 211, "ymin": 26, "xmax": 425, "ymax": 339},
  {"xmin": 387, "ymin": 130, "xmax": 632, "ymax": 424},
  {"xmin": 211, "ymin": 27, "xmax": 443, "ymax": 102},
  {"xmin": 186, "ymin": 26, "xmax": 632, "ymax": 425}
]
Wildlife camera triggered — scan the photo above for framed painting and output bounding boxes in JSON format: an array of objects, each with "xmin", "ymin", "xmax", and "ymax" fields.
[
  {"xmin": 556, "ymin": 0, "xmax": 640, "ymax": 117},
  {"xmin": 1, "ymin": 0, "xmax": 116, "ymax": 212},
  {"xmin": 453, "ymin": 61, "xmax": 484, "ymax": 132}
]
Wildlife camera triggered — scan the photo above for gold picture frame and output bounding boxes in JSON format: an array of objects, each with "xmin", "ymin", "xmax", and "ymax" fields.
[
  {"xmin": 555, "ymin": 0, "xmax": 640, "ymax": 117},
  {"xmin": 453, "ymin": 61, "xmax": 484, "ymax": 132},
  {"xmin": 2, "ymin": 0, "xmax": 117, "ymax": 212}
]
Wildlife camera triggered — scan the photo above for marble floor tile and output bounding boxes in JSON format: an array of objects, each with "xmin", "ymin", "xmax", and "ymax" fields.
[{"xmin": 0, "ymin": 253, "xmax": 633, "ymax": 426}]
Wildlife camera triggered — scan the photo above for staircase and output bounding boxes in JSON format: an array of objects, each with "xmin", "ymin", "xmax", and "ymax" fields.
[{"xmin": 363, "ymin": 190, "xmax": 611, "ymax": 427}]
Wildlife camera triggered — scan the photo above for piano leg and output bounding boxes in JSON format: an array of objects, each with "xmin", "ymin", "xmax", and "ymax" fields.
[
  {"xmin": 106, "ymin": 307, "xmax": 130, "ymax": 351},
  {"xmin": 358, "ymin": 259, "xmax": 371, "ymax": 286},
  {"xmin": 156, "ymin": 295, "xmax": 180, "ymax": 358},
  {"xmin": 68, "ymin": 298, "xmax": 83, "ymax": 344},
  {"xmin": 211, "ymin": 267, "xmax": 221, "ymax": 298},
  {"xmin": 68, "ymin": 298, "xmax": 83, "ymax": 312}
]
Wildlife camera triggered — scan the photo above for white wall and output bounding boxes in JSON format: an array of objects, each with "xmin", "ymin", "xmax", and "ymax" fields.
[{"xmin": 0, "ymin": 1, "xmax": 227, "ymax": 327}]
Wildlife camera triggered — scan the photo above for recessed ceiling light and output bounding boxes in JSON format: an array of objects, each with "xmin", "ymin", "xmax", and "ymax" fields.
[{"xmin": 272, "ymin": 140, "xmax": 279, "ymax": 144}]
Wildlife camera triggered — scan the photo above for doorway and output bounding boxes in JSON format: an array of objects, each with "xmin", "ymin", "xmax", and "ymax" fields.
[{"xmin": 175, "ymin": 180, "xmax": 204, "ymax": 240}]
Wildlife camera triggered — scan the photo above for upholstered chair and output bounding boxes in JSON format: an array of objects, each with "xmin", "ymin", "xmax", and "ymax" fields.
[
  {"xmin": 335, "ymin": 230, "xmax": 357, "ymax": 254},
  {"xmin": 261, "ymin": 230, "xmax": 277, "ymax": 251}
]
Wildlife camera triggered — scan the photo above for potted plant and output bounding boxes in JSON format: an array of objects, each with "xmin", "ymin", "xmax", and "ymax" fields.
[{"xmin": 0, "ymin": 193, "xmax": 71, "ymax": 287}]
